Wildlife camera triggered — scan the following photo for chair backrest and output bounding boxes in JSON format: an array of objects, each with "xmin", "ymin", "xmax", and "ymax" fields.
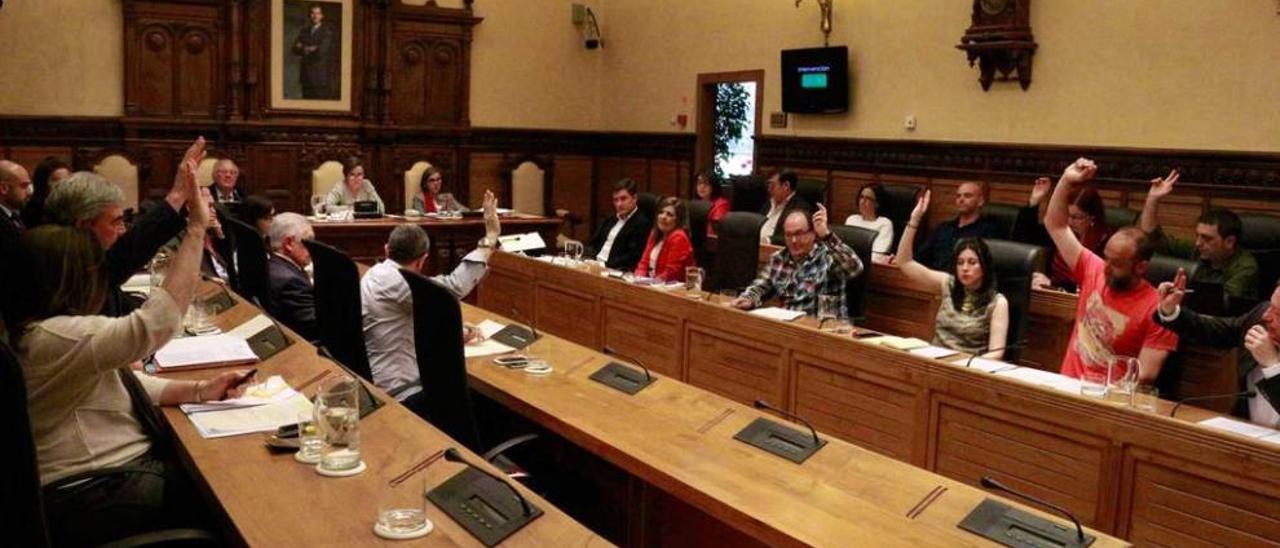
[
  {"xmin": 710, "ymin": 212, "xmax": 766, "ymax": 292},
  {"xmin": 211, "ymin": 203, "xmax": 239, "ymax": 289},
  {"xmin": 1105, "ymin": 207, "xmax": 1139, "ymax": 230},
  {"xmin": 225, "ymin": 216, "xmax": 271, "ymax": 310},
  {"xmin": 1240, "ymin": 213, "xmax": 1280, "ymax": 293},
  {"xmin": 687, "ymin": 199, "xmax": 712, "ymax": 264},
  {"xmin": 880, "ymin": 184, "xmax": 923, "ymax": 249},
  {"xmin": 1145, "ymin": 253, "xmax": 1200, "ymax": 286},
  {"xmin": 830, "ymin": 225, "xmax": 876, "ymax": 322},
  {"xmin": 93, "ymin": 154, "xmax": 140, "ymax": 210},
  {"xmin": 636, "ymin": 192, "xmax": 660, "ymax": 224},
  {"xmin": 302, "ymin": 239, "xmax": 373, "ymax": 382},
  {"xmin": 403, "ymin": 161, "xmax": 433, "ymax": 213},
  {"xmin": 728, "ymin": 174, "xmax": 769, "ymax": 213},
  {"xmin": 984, "ymin": 239, "xmax": 1046, "ymax": 363},
  {"xmin": 2, "ymin": 340, "xmax": 52, "ymax": 548},
  {"xmin": 511, "ymin": 161, "xmax": 546, "ymax": 216},
  {"xmin": 981, "ymin": 203, "xmax": 1024, "ymax": 240},
  {"xmin": 311, "ymin": 160, "xmax": 344, "ymax": 200},
  {"xmin": 400, "ymin": 268, "xmax": 483, "ymax": 451},
  {"xmin": 796, "ymin": 178, "xmax": 827, "ymax": 208}
]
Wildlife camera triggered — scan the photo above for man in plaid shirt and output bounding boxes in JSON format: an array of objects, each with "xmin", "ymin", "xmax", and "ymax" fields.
[{"xmin": 733, "ymin": 203, "xmax": 864, "ymax": 317}]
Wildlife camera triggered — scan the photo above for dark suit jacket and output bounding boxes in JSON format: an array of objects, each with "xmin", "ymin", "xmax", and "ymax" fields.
[
  {"xmin": 102, "ymin": 201, "xmax": 185, "ymax": 318},
  {"xmin": 586, "ymin": 210, "xmax": 652, "ymax": 271},
  {"xmin": 0, "ymin": 209, "xmax": 24, "ymax": 325},
  {"xmin": 267, "ymin": 254, "xmax": 317, "ymax": 341},
  {"xmin": 1154, "ymin": 302, "xmax": 1269, "ymax": 419},
  {"xmin": 213, "ymin": 186, "xmax": 245, "ymax": 204},
  {"xmin": 759, "ymin": 193, "xmax": 815, "ymax": 246},
  {"xmin": 293, "ymin": 22, "xmax": 336, "ymax": 99}
]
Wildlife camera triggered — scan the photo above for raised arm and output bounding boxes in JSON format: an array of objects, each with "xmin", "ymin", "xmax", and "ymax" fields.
[
  {"xmin": 1138, "ymin": 169, "xmax": 1179, "ymax": 234},
  {"xmin": 813, "ymin": 203, "xmax": 863, "ymax": 280},
  {"xmin": 896, "ymin": 190, "xmax": 950, "ymax": 291},
  {"xmin": 1156, "ymin": 267, "xmax": 1253, "ymax": 347},
  {"xmin": 1045, "ymin": 158, "xmax": 1098, "ymax": 271},
  {"xmin": 431, "ymin": 190, "xmax": 498, "ymax": 298},
  {"xmin": 158, "ymin": 138, "xmax": 209, "ymax": 314}
]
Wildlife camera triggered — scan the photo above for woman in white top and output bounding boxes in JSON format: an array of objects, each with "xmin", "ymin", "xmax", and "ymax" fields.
[
  {"xmin": 324, "ymin": 156, "xmax": 385, "ymax": 214},
  {"xmin": 844, "ymin": 183, "xmax": 894, "ymax": 263},
  {"xmin": 12, "ymin": 138, "xmax": 250, "ymax": 545}
]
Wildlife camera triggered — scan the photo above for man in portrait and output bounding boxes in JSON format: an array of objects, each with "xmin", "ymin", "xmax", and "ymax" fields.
[{"xmin": 292, "ymin": 2, "xmax": 338, "ymax": 100}]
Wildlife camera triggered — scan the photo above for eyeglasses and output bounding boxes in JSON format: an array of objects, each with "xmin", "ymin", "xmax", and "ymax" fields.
[
  {"xmin": 427, "ymin": 176, "xmax": 443, "ymax": 182},
  {"xmin": 859, "ymin": 195, "xmax": 877, "ymax": 203},
  {"xmin": 784, "ymin": 230, "xmax": 813, "ymax": 241}
]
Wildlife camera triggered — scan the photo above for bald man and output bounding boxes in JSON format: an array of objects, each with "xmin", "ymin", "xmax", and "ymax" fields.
[{"xmin": 915, "ymin": 181, "xmax": 1003, "ymax": 270}]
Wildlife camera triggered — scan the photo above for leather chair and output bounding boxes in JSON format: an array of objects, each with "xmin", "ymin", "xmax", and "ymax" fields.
[
  {"xmin": 1105, "ymin": 207, "xmax": 1139, "ymax": 230},
  {"xmin": 1145, "ymin": 253, "xmax": 1200, "ymax": 287},
  {"xmin": 687, "ymin": 199, "xmax": 712, "ymax": 266},
  {"xmin": 880, "ymin": 184, "xmax": 923, "ymax": 250},
  {"xmin": 985, "ymin": 239, "xmax": 1046, "ymax": 363},
  {"xmin": 2, "ymin": 340, "xmax": 216, "ymax": 548},
  {"xmin": 302, "ymin": 239, "xmax": 373, "ymax": 382},
  {"xmin": 709, "ymin": 212, "xmax": 766, "ymax": 292},
  {"xmin": 728, "ymin": 174, "xmax": 768, "ymax": 213},
  {"xmin": 1240, "ymin": 213, "xmax": 1280, "ymax": 293},
  {"xmin": 637, "ymin": 192, "xmax": 660, "ymax": 224},
  {"xmin": 796, "ymin": 178, "xmax": 827, "ymax": 208},
  {"xmin": 399, "ymin": 269, "xmax": 539, "ymax": 467},
  {"xmin": 981, "ymin": 203, "xmax": 1027, "ymax": 241},
  {"xmin": 830, "ymin": 225, "xmax": 876, "ymax": 323},
  {"xmin": 225, "ymin": 217, "xmax": 271, "ymax": 310}
]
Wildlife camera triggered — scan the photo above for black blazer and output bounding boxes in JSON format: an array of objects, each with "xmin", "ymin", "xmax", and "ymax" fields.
[
  {"xmin": 102, "ymin": 201, "xmax": 186, "ymax": 318},
  {"xmin": 586, "ymin": 211, "xmax": 652, "ymax": 271},
  {"xmin": 1155, "ymin": 301, "xmax": 1269, "ymax": 419},
  {"xmin": 759, "ymin": 193, "xmax": 815, "ymax": 246},
  {"xmin": 0, "ymin": 209, "xmax": 24, "ymax": 324},
  {"xmin": 267, "ymin": 254, "xmax": 317, "ymax": 341}
]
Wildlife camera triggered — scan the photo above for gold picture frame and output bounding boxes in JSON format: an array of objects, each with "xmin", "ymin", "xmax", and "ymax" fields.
[{"xmin": 270, "ymin": 0, "xmax": 353, "ymax": 112}]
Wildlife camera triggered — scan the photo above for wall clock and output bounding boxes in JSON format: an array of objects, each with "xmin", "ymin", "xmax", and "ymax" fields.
[{"xmin": 957, "ymin": 0, "xmax": 1037, "ymax": 90}]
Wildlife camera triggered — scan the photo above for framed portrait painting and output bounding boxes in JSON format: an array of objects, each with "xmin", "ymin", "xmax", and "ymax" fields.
[{"xmin": 270, "ymin": 0, "xmax": 353, "ymax": 112}]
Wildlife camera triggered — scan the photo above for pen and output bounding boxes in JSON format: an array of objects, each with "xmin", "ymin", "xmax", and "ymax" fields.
[{"xmin": 228, "ymin": 368, "xmax": 258, "ymax": 391}]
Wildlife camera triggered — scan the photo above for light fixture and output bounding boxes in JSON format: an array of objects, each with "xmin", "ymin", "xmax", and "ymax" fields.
[{"xmin": 583, "ymin": 7, "xmax": 602, "ymax": 49}]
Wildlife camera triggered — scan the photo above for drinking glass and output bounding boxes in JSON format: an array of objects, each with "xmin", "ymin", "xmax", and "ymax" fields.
[
  {"xmin": 148, "ymin": 250, "xmax": 173, "ymax": 290},
  {"xmin": 567, "ymin": 241, "xmax": 585, "ymax": 263},
  {"xmin": 295, "ymin": 409, "xmax": 323, "ymax": 464},
  {"xmin": 1079, "ymin": 361, "xmax": 1109, "ymax": 398},
  {"xmin": 183, "ymin": 300, "xmax": 217, "ymax": 335},
  {"xmin": 315, "ymin": 376, "xmax": 362, "ymax": 472},
  {"xmin": 1131, "ymin": 385, "xmax": 1160, "ymax": 413},
  {"xmin": 684, "ymin": 267, "xmax": 705, "ymax": 298},
  {"xmin": 376, "ymin": 468, "xmax": 430, "ymax": 538},
  {"xmin": 1105, "ymin": 356, "xmax": 1140, "ymax": 405},
  {"xmin": 310, "ymin": 195, "xmax": 326, "ymax": 217},
  {"xmin": 817, "ymin": 294, "xmax": 842, "ymax": 325}
]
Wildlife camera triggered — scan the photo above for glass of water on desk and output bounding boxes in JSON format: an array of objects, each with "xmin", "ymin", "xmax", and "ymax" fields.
[
  {"xmin": 315, "ymin": 376, "xmax": 362, "ymax": 474},
  {"xmin": 375, "ymin": 462, "xmax": 432, "ymax": 539},
  {"xmin": 684, "ymin": 267, "xmax": 705, "ymax": 298}
]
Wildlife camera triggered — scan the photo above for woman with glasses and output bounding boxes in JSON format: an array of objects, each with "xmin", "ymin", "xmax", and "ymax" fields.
[
  {"xmin": 897, "ymin": 189, "xmax": 1010, "ymax": 359},
  {"xmin": 411, "ymin": 167, "xmax": 468, "ymax": 214},
  {"xmin": 323, "ymin": 156, "xmax": 385, "ymax": 214},
  {"xmin": 843, "ymin": 183, "xmax": 894, "ymax": 263},
  {"xmin": 1026, "ymin": 177, "xmax": 1110, "ymax": 292}
]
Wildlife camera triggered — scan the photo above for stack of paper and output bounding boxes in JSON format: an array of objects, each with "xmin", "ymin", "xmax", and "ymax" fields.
[
  {"xmin": 860, "ymin": 335, "xmax": 929, "ymax": 351},
  {"xmin": 1198, "ymin": 417, "xmax": 1280, "ymax": 445},
  {"xmin": 909, "ymin": 345, "xmax": 961, "ymax": 360},
  {"xmin": 225, "ymin": 314, "xmax": 275, "ymax": 340},
  {"xmin": 497, "ymin": 232, "xmax": 546, "ymax": 253},
  {"xmin": 179, "ymin": 375, "xmax": 298, "ymax": 414},
  {"xmin": 465, "ymin": 319, "xmax": 517, "ymax": 358},
  {"xmin": 186, "ymin": 392, "xmax": 313, "ymax": 439},
  {"xmin": 749, "ymin": 307, "xmax": 806, "ymax": 322},
  {"xmin": 995, "ymin": 367, "xmax": 1082, "ymax": 393},
  {"xmin": 964, "ymin": 357, "xmax": 1019, "ymax": 374},
  {"xmin": 154, "ymin": 334, "xmax": 259, "ymax": 370},
  {"xmin": 122, "ymin": 274, "xmax": 152, "ymax": 296}
]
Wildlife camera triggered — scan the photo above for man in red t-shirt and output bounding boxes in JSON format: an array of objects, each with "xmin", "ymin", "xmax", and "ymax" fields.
[{"xmin": 1046, "ymin": 158, "xmax": 1179, "ymax": 383}]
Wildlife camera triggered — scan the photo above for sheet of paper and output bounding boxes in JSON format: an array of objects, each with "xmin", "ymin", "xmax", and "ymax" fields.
[
  {"xmin": 155, "ymin": 334, "xmax": 259, "ymax": 369},
  {"xmin": 965, "ymin": 357, "xmax": 1017, "ymax": 374},
  {"xmin": 909, "ymin": 345, "xmax": 960, "ymax": 360},
  {"xmin": 1259, "ymin": 433, "xmax": 1280, "ymax": 446},
  {"xmin": 225, "ymin": 314, "xmax": 275, "ymax": 341},
  {"xmin": 995, "ymin": 367, "xmax": 1083, "ymax": 393},
  {"xmin": 1198, "ymin": 416, "xmax": 1279, "ymax": 439},
  {"xmin": 187, "ymin": 393, "xmax": 313, "ymax": 439},
  {"xmin": 498, "ymin": 232, "xmax": 546, "ymax": 253},
  {"xmin": 179, "ymin": 375, "xmax": 298, "ymax": 414},
  {"xmin": 875, "ymin": 336, "xmax": 929, "ymax": 351},
  {"xmin": 749, "ymin": 307, "xmax": 805, "ymax": 322},
  {"xmin": 464, "ymin": 319, "xmax": 517, "ymax": 358}
]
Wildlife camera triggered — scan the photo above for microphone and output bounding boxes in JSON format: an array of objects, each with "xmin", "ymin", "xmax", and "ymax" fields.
[
  {"xmin": 510, "ymin": 306, "xmax": 539, "ymax": 342},
  {"xmin": 602, "ymin": 345, "xmax": 653, "ymax": 383},
  {"xmin": 1170, "ymin": 390, "xmax": 1256, "ymax": 418},
  {"xmin": 443, "ymin": 448, "xmax": 533, "ymax": 517},
  {"xmin": 753, "ymin": 399, "xmax": 821, "ymax": 448},
  {"xmin": 965, "ymin": 340, "xmax": 1027, "ymax": 368},
  {"xmin": 980, "ymin": 476, "xmax": 1086, "ymax": 544}
]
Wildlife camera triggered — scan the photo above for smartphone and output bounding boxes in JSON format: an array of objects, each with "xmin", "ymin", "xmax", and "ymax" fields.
[{"xmin": 493, "ymin": 356, "xmax": 529, "ymax": 368}]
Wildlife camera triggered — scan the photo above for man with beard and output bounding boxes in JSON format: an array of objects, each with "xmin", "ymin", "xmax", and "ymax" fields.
[{"xmin": 1047, "ymin": 158, "xmax": 1178, "ymax": 384}]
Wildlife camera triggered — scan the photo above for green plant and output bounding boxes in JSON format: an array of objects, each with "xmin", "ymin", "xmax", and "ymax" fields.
[{"xmin": 713, "ymin": 82, "xmax": 751, "ymax": 180}]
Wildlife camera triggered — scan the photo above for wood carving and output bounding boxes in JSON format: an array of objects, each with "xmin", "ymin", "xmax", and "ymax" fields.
[{"xmin": 957, "ymin": 0, "xmax": 1036, "ymax": 90}]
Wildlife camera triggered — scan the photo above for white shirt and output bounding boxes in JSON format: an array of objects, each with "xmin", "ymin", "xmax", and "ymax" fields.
[
  {"xmin": 647, "ymin": 240, "xmax": 664, "ymax": 273},
  {"xmin": 596, "ymin": 208, "xmax": 636, "ymax": 263},
  {"xmin": 760, "ymin": 193, "xmax": 794, "ymax": 244},
  {"xmin": 844, "ymin": 214, "xmax": 895, "ymax": 256},
  {"xmin": 361, "ymin": 251, "xmax": 489, "ymax": 401},
  {"xmin": 1160, "ymin": 306, "xmax": 1280, "ymax": 427}
]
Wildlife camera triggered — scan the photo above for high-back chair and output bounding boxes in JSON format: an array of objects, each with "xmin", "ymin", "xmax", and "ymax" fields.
[
  {"xmin": 984, "ymin": 239, "xmax": 1047, "ymax": 363},
  {"xmin": 687, "ymin": 199, "xmax": 712, "ymax": 267},
  {"xmin": 1240, "ymin": 213, "xmax": 1280, "ymax": 294},
  {"xmin": 1104, "ymin": 207, "xmax": 1139, "ymax": 230},
  {"xmin": 830, "ymin": 225, "xmax": 877, "ymax": 323},
  {"xmin": 982, "ymin": 203, "xmax": 1027, "ymax": 241},
  {"xmin": 637, "ymin": 192, "xmax": 660, "ymax": 224},
  {"xmin": 225, "ymin": 217, "xmax": 271, "ymax": 310},
  {"xmin": 796, "ymin": 178, "xmax": 827, "ymax": 208},
  {"xmin": 302, "ymin": 239, "xmax": 373, "ymax": 382},
  {"xmin": 880, "ymin": 184, "xmax": 924, "ymax": 249},
  {"xmin": 710, "ymin": 212, "xmax": 766, "ymax": 292},
  {"xmin": 728, "ymin": 174, "xmax": 769, "ymax": 213}
]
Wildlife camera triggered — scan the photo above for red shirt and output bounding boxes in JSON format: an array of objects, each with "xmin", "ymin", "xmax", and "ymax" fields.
[
  {"xmin": 1060, "ymin": 250, "xmax": 1178, "ymax": 379},
  {"xmin": 634, "ymin": 228, "xmax": 695, "ymax": 282}
]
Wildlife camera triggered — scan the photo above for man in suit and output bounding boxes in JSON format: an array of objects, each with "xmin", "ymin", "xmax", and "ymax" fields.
[
  {"xmin": 266, "ymin": 212, "xmax": 318, "ymax": 341},
  {"xmin": 586, "ymin": 178, "xmax": 652, "ymax": 271},
  {"xmin": 759, "ymin": 170, "xmax": 814, "ymax": 246},
  {"xmin": 292, "ymin": 3, "xmax": 337, "ymax": 100},
  {"xmin": 1156, "ymin": 270, "xmax": 1280, "ymax": 427},
  {"xmin": 212, "ymin": 158, "xmax": 245, "ymax": 204},
  {"xmin": 0, "ymin": 160, "xmax": 32, "ymax": 329}
]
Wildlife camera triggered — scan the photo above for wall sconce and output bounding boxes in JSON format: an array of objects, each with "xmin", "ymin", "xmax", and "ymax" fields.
[{"xmin": 572, "ymin": 4, "xmax": 603, "ymax": 50}]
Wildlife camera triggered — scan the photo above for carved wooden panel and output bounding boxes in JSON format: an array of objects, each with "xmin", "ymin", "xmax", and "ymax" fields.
[
  {"xmin": 1123, "ymin": 450, "xmax": 1280, "ymax": 546},
  {"xmin": 622, "ymin": 158, "xmax": 649, "ymax": 191},
  {"xmin": 535, "ymin": 283, "xmax": 598, "ymax": 348},
  {"xmin": 602, "ymin": 304, "xmax": 682, "ymax": 378},
  {"xmin": 793, "ymin": 356, "xmax": 918, "ymax": 461},
  {"xmin": 685, "ymin": 325, "xmax": 784, "ymax": 406},
  {"xmin": 552, "ymin": 155, "xmax": 594, "ymax": 241},
  {"xmin": 249, "ymin": 147, "xmax": 298, "ymax": 209},
  {"xmin": 390, "ymin": 29, "xmax": 468, "ymax": 126},
  {"xmin": 124, "ymin": 1, "xmax": 223, "ymax": 118}
]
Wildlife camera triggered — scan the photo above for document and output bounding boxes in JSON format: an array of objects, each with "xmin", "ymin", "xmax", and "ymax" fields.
[
  {"xmin": 225, "ymin": 314, "xmax": 276, "ymax": 340},
  {"xmin": 178, "ymin": 375, "xmax": 298, "ymax": 414},
  {"xmin": 749, "ymin": 307, "xmax": 805, "ymax": 322},
  {"xmin": 964, "ymin": 357, "xmax": 1017, "ymax": 374},
  {"xmin": 155, "ymin": 334, "xmax": 260, "ymax": 370},
  {"xmin": 1198, "ymin": 416, "xmax": 1279, "ymax": 440},
  {"xmin": 995, "ymin": 367, "xmax": 1082, "ymax": 393},
  {"xmin": 909, "ymin": 345, "xmax": 961, "ymax": 360},
  {"xmin": 860, "ymin": 335, "xmax": 929, "ymax": 351},
  {"xmin": 465, "ymin": 319, "xmax": 518, "ymax": 358},
  {"xmin": 187, "ymin": 392, "xmax": 314, "ymax": 439},
  {"xmin": 498, "ymin": 232, "xmax": 546, "ymax": 253}
]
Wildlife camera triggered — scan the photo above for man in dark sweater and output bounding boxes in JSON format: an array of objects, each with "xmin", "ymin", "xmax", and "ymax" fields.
[{"xmin": 916, "ymin": 181, "xmax": 1002, "ymax": 270}]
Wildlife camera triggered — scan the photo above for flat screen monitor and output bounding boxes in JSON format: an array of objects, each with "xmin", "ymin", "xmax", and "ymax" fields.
[{"xmin": 781, "ymin": 46, "xmax": 849, "ymax": 114}]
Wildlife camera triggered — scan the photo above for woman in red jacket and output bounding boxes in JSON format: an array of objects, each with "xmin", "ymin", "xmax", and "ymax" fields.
[{"xmin": 634, "ymin": 196, "xmax": 696, "ymax": 282}]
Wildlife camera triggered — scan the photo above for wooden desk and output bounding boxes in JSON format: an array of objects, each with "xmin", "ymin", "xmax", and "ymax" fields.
[
  {"xmin": 479, "ymin": 252, "xmax": 1280, "ymax": 545},
  {"xmin": 312, "ymin": 214, "xmax": 561, "ymax": 274},
  {"xmin": 461, "ymin": 305, "xmax": 1124, "ymax": 547},
  {"xmin": 156, "ymin": 283, "xmax": 606, "ymax": 547}
]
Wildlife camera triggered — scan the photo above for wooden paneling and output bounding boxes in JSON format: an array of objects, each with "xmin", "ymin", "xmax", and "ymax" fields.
[
  {"xmin": 1124, "ymin": 451, "xmax": 1280, "ymax": 546},
  {"xmin": 601, "ymin": 304, "xmax": 682, "ymax": 378},
  {"xmin": 124, "ymin": 1, "xmax": 222, "ymax": 119},
  {"xmin": 552, "ymin": 155, "xmax": 594, "ymax": 241},
  {"xmin": 648, "ymin": 159, "xmax": 679, "ymax": 199},
  {"xmin": 535, "ymin": 283, "xmax": 598, "ymax": 348},
  {"xmin": 793, "ymin": 356, "xmax": 918, "ymax": 461},
  {"xmin": 478, "ymin": 264, "xmax": 534, "ymax": 320},
  {"xmin": 829, "ymin": 171, "xmax": 874, "ymax": 224},
  {"xmin": 468, "ymin": 152, "xmax": 506, "ymax": 207},
  {"xmin": 685, "ymin": 325, "xmax": 784, "ymax": 406}
]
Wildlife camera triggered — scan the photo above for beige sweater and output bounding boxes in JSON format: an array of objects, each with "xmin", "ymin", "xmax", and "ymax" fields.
[{"xmin": 19, "ymin": 288, "xmax": 181, "ymax": 485}]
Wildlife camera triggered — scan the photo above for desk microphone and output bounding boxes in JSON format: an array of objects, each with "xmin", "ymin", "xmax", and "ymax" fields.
[
  {"xmin": 964, "ymin": 340, "xmax": 1027, "ymax": 368},
  {"xmin": 980, "ymin": 476, "xmax": 1086, "ymax": 544},
  {"xmin": 753, "ymin": 400, "xmax": 821, "ymax": 448},
  {"xmin": 443, "ymin": 448, "xmax": 533, "ymax": 517},
  {"xmin": 1170, "ymin": 390, "xmax": 1256, "ymax": 418},
  {"xmin": 602, "ymin": 346, "xmax": 653, "ymax": 383},
  {"xmin": 509, "ymin": 306, "xmax": 540, "ymax": 343}
]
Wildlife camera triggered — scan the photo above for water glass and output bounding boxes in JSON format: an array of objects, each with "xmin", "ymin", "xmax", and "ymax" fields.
[
  {"xmin": 183, "ymin": 300, "xmax": 216, "ymax": 335},
  {"xmin": 296, "ymin": 409, "xmax": 323, "ymax": 464},
  {"xmin": 376, "ymin": 469, "xmax": 430, "ymax": 537},
  {"xmin": 316, "ymin": 376, "xmax": 362, "ymax": 472},
  {"xmin": 684, "ymin": 267, "xmax": 705, "ymax": 297},
  {"xmin": 148, "ymin": 250, "xmax": 173, "ymax": 290},
  {"xmin": 1105, "ymin": 356, "xmax": 1141, "ymax": 405},
  {"xmin": 1131, "ymin": 385, "xmax": 1160, "ymax": 413},
  {"xmin": 1079, "ymin": 362, "xmax": 1109, "ymax": 398},
  {"xmin": 310, "ymin": 195, "xmax": 326, "ymax": 216},
  {"xmin": 566, "ymin": 241, "xmax": 585, "ymax": 263}
]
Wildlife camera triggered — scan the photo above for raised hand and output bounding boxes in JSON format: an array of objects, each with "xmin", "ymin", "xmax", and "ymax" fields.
[
  {"xmin": 1029, "ymin": 177, "xmax": 1052, "ymax": 206},
  {"xmin": 1060, "ymin": 158, "xmax": 1098, "ymax": 186},
  {"xmin": 482, "ymin": 189, "xmax": 500, "ymax": 241},
  {"xmin": 181, "ymin": 139, "xmax": 210, "ymax": 230},
  {"xmin": 812, "ymin": 203, "xmax": 830, "ymax": 238},
  {"xmin": 1245, "ymin": 325, "xmax": 1279, "ymax": 368},
  {"xmin": 910, "ymin": 189, "xmax": 931, "ymax": 224},
  {"xmin": 1147, "ymin": 169, "xmax": 1180, "ymax": 200},
  {"xmin": 1156, "ymin": 267, "xmax": 1187, "ymax": 316}
]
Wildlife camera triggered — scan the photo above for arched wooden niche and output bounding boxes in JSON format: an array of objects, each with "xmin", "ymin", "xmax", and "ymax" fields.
[{"xmin": 503, "ymin": 156, "xmax": 553, "ymax": 216}]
